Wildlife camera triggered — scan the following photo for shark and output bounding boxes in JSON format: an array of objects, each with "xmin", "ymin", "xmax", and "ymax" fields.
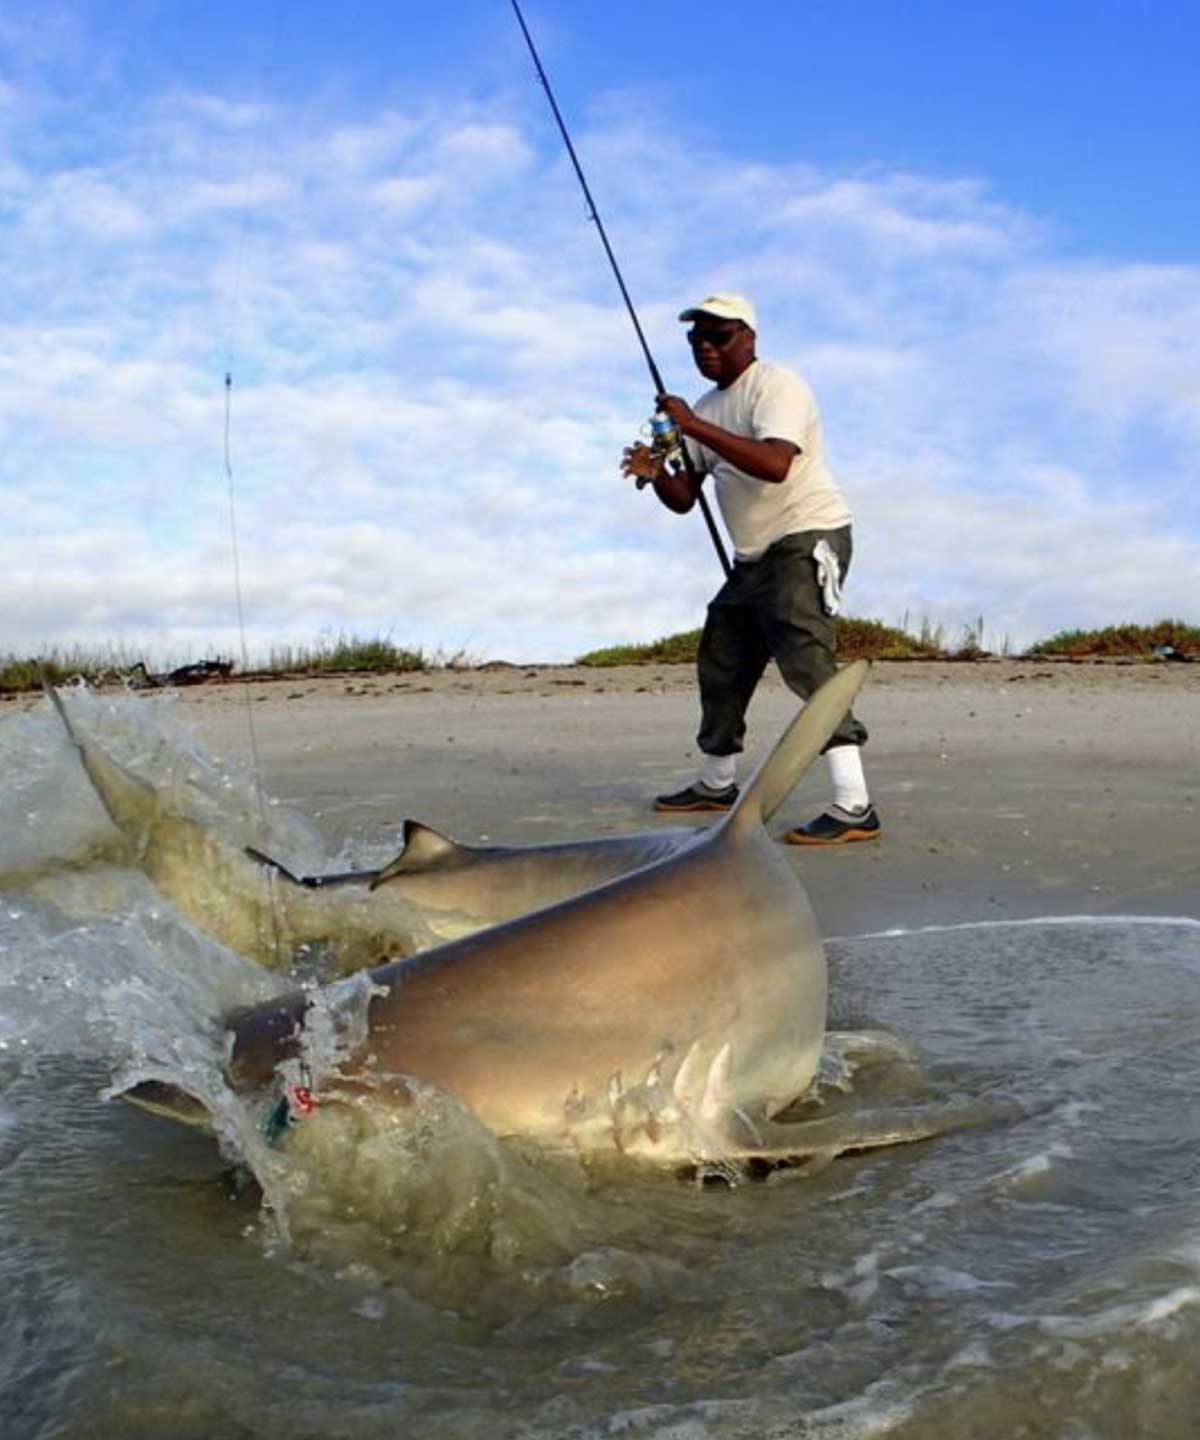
[
  {"xmin": 120, "ymin": 662, "xmax": 879, "ymax": 1166},
  {"xmin": 47, "ymin": 686, "xmax": 739, "ymax": 975}
]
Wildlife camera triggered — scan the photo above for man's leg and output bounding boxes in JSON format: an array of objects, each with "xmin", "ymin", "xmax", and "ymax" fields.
[
  {"xmin": 757, "ymin": 534, "xmax": 880, "ymax": 844},
  {"xmin": 696, "ymin": 590, "xmax": 772, "ymax": 759},
  {"xmin": 654, "ymin": 579, "xmax": 770, "ymax": 812}
]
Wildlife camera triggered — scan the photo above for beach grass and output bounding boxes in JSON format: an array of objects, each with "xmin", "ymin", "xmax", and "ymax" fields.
[
  {"xmin": 0, "ymin": 633, "xmax": 427, "ymax": 695},
  {"xmin": 0, "ymin": 643, "xmax": 148, "ymax": 694},
  {"xmin": 578, "ymin": 617, "xmax": 949, "ymax": 667},
  {"xmin": 577, "ymin": 616, "xmax": 1197, "ymax": 667},
  {"xmin": 4, "ymin": 618, "xmax": 1196, "ymax": 696},
  {"xmin": 574, "ymin": 631, "xmax": 708, "ymax": 667},
  {"xmin": 1029, "ymin": 620, "xmax": 1200, "ymax": 658},
  {"xmin": 263, "ymin": 633, "xmax": 428, "ymax": 675}
]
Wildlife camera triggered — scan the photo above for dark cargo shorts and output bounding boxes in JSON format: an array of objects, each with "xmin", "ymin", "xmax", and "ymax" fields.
[{"xmin": 696, "ymin": 526, "xmax": 867, "ymax": 757}]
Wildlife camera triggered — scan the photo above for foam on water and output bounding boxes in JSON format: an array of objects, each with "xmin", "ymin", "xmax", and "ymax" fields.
[{"xmin": 839, "ymin": 913, "xmax": 1200, "ymax": 942}]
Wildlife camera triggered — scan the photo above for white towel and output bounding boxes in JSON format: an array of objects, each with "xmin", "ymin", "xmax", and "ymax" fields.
[{"xmin": 812, "ymin": 539, "xmax": 843, "ymax": 617}]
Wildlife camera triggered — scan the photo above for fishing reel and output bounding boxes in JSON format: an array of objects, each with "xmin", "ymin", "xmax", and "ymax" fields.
[
  {"xmin": 636, "ymin": 412, "xmax": 684, "ymax": 482},
  {"xmin": 629, "ymin": 412, "xmax": 684, "ymax": 490}
]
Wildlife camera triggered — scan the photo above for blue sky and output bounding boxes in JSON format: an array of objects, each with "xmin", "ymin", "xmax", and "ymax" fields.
[{"xmin": 2, "ymin": 1, "xmax": 1198, "ymax": 663}]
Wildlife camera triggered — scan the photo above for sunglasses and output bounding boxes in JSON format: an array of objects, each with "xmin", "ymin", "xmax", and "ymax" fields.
[{"xmin": 686, "ymin": 325, "xmax": 743, "ymax": 350}]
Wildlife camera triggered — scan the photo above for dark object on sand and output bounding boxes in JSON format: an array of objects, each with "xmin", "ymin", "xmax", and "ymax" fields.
[{"xmin": 128, "ymin": 659, "xmax": 234, "ymax": 689}]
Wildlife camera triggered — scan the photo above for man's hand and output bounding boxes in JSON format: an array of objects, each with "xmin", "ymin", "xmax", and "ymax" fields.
[
  {"xmin": 655, "ymin": 393, "xmax": 696, "ymax": 432},
  {"xmin": 621, "ymin": 442, "xmax": 665, "ymax": 490}
]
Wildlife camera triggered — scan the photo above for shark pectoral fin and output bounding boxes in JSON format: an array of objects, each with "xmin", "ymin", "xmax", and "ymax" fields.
[
  {"xmin": 119, "ymin": 1080, "xmax": 215, "ymax": 1131},
  {"xmin": 245, "ymin": 846, "xmax": 308, "ymax": 886},
  {"xmin": 371, "ymin": 819, "xmax": 471, "ymax": 888},
  {"xmin": 708, "ymin": 1097, "xmax": 1022, "ymax": 1175},
  {"xmin": 244, "ymin": 846, "xmax": 377, "ymax": 890}
]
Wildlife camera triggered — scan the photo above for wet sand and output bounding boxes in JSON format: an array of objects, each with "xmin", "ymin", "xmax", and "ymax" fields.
[{"xmin": 153, "ymin": 658, "xmax": 1200, "ymax": 938}]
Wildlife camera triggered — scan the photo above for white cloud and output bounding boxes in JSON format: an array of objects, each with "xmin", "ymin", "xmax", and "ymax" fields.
[
  {"xmin": 171, "ymin": 172, "xmax": 297, "ymax": 220},
  {"xmin": 1, "ymin": 62, "xmax": 1197, "ymax": 668},
  {"xmin": 373, "ymin": 175, "xmax": 442, "ymax": 216},
  {"xmin": 1003, "ymin": 264, "xmax": 1200, "ymax": 441},
  {"xmin": 160, "ymin": 91, "xmax": 274, "ymax": 131},
  {"xmin": 30, "ymin": 169, "xmax": 150, "ymax": 240},
  {"xmin": 849, "ymin": 453, "xmax": 1200, "ymax": 650},
  {"xmin": 434, "ymin": 121, "xmax": 531, "ymax": 171},
  {"xmin": 320, "ymin": 111, "xmax": 423, "ymax": 174},
  {"xmin": 778, "ymin": 174, "xmax": 1029, "ymax": 257}
]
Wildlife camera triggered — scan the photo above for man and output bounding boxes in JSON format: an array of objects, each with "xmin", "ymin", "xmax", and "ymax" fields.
[{"xmin": 621, "ymin": 293, "xmax": 880, "ymax": 845}]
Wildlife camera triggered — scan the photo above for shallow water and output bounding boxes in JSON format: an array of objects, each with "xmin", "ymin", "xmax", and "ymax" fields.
[{"xmin": 2, "ymin": 696, "xmax": 1199, "ymax": 1438}]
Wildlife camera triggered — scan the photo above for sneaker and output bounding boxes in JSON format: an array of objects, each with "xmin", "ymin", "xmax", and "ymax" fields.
[
  {"xmin": 784, "ymin": 804, "xmax": 881, "ymax": 846},
  {"xmin": 653, "ymin": 782, "xmax": 739, "ymax": 814}
]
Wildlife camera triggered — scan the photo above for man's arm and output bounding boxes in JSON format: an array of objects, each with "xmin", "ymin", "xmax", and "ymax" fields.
[{"xmin": 657, "ymin": 394, "xmax": 798, "ymax": 484}]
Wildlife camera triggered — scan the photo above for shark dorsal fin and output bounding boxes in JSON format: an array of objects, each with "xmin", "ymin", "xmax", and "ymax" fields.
[
  {"xmin": 727, "ymin": 660, "xmax": 871, "ymax": 830},
  {"xmin": 371, "ymin": 819, "xmax": 473, "ymax": 888}
]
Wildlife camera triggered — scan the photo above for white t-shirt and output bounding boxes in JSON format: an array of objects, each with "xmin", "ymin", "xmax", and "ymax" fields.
[{"xmin": 685, "ymin": 359, "xmax": 851, "ymax": 561}]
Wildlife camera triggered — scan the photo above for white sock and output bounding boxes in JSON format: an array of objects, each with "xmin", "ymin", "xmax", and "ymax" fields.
[
  {"xmin": 826, "ymin": 744, "xmax": 869, "ymax": 813},
  {"xmin": 700, "ymin": 753, "xmax": 737, "ymax": 791}
]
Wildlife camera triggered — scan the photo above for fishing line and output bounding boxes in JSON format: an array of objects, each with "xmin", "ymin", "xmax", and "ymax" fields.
[
  {"xmin": 509, "ymin": 0, "xmax": 732, "ymax": 577},
  {"xmin": 214, "ymin": 6, "xmax": 291, "ymax": 970},
  {"xmin": 223, "ymin": 371, "xmax": 285, "ymax": 967}
]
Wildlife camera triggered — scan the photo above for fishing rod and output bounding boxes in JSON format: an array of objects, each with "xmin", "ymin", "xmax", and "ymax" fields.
[{"xmin": 509, "ymin": 0, "xmax": 732, "ymax": 578}]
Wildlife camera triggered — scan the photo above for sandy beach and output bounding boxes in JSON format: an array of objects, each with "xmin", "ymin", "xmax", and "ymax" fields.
[{"xmin": 95, "ymin": 656, "xmax": 1199, "ymax": 938}]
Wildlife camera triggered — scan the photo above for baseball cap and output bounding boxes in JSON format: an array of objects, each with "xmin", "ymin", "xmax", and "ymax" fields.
[{"xmin": 677, "ymin": 292, "xmax": 757, "ymax": 330}]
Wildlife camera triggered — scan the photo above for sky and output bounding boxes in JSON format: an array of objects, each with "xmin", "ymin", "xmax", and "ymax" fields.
[{"xmin": 2, "ymin": 0, "xmax": 1198, "ymax": 665}]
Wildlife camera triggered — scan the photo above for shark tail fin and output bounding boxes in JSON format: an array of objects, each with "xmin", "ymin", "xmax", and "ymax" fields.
[
  {"xmin": 370, "ymin": 819, "xmax": 472, "ymax": 890},
  {"xmin": 43, "ymin": 679, "xmax": 157, "ymax": 832},
  {"xmin": 42, "ymin": 678, "xmax": 76, "ymax": 743},
  {"xmin": 727, "ymin": 660, "xmax": 870, "ymax": 830}
]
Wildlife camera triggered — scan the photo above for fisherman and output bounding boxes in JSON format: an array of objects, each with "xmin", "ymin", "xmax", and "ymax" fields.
[{"xmin": 621, "ymin": 293, "xmax": 880, "ymax": 844}]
